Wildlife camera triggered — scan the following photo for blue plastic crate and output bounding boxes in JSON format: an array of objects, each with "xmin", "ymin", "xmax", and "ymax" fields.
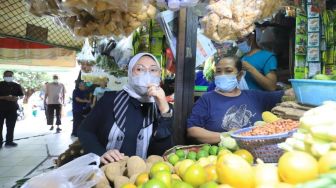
[{"xmin": 290, "ymin": 79, "xmax": 336, "ymax": 106}]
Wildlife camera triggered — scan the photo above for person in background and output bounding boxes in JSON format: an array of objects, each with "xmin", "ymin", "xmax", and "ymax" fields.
[
  {"xmin": 44, "ymin": 75, "xmax": 66, "ymax": 133},
  {"xmin": 72, "ymin": 82, "xmax": 90, "ymax": 137},
  {"xmin": 92, "ymin": 79, "xmax": 111, "ymax": 107},
  {"xmin": 39, "ymin": 82, "xmax": 48, "ymax": 121},
  {"xmin": 78, "ymin": 53, "xmax": 173, "ymax": 164},
  {"xmin": 187, "ymin": 57, "xmax": 292, "ymax": 144},
  {"xmin": 236, "ymin": 30, "xmax": 278, "ymax": 91},
  {"xmin": 0, "ymin": 71, "xmax": 24, "ymax": 147}
]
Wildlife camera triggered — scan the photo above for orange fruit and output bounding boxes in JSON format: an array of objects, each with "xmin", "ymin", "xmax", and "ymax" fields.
[
  {"xmin": 150, "ymin": 162, "xmax": 171, "ymax": 177},
  {"xmin": 182, "ymin": 164, "xmax": 207, "ymax": 187},
  {"xmin": 135, "ymin": 172, "xmax": 149, "ymax": 186},
  {"xmin": 216, "ymin": 154, "xmax": 254, "ymax": 188},
  {"xmin": 278, "ymin": 151, "xmax": 319, "ymax": 184},
  {"xmin": 318, "ymin": 151, "xmax": 336, "ymax": 174},
  {"xmin": 121, "ymin": 183, "xmax": 137, "ymax": 188},
  {"xmin": 234, "ymin": 149, "xmax": 254, "ymax": 165},
  {"xmin": 204, "ymin": 164, "xmax": 218, "ymax": 182}
]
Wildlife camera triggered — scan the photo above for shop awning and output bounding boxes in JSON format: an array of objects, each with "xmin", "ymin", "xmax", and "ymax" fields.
[{"xmin": 0, "ymin": 38, "xmax": 76, "ymax": 68}]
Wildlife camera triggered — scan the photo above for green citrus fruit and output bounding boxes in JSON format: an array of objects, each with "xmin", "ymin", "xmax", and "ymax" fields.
[
  {"xmin": 187, "ymin": 151, "xmax": 197, "ymax": 161},
  {"xmin": 201, "ymin": 144, "xmax": 211, "ymax": 153},
  {"xmin": 197, "ymin": 150, "xmax": 209, "ymax": 160},
  {"xmin": 176, "ymin": 149, "xmax": 186, "ymax": 159},
  {"xmin": 142, "ymin": 178, "xmax": 166, "ymax": 188},
  {"xmin": 209, "ymin": 146, "xmax": 219, "ymax": 155},
  {"xmin": 168, "ymin": 154, "xmax": 179, "ymax": 165}
]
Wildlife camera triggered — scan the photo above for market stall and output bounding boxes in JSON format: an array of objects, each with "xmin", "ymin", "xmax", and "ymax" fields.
[{"xmin": 2, "ymin": 0, "xmax": 336, "ymax": 187}]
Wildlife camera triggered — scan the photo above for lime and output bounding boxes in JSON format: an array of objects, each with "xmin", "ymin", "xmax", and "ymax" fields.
[
  {"xmin": 201, "ymin": 144, "xmax": 211, "ymax": 153},
  {"xmin": 176, "ymin": 149, "xmax": 186, "ymax": 159},
  {"xmin": 187, "ymin": 151, "xmax": 197, "ymax": 161},
  {"xmin": 209, "ymin": 146, "xmax": 219, "ymax": 155},
  {"xmin": 197, "ymin": 150, "xmax": 209, "ymax": 160},
  {"xmin": 168, "ymin": 154, "xmax": 179, "ymax": 165}
]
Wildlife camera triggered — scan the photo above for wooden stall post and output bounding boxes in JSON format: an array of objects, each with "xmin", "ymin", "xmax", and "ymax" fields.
[{"xmin": 172, "ymin": 8, "xmax": 198, "ymax": 145}]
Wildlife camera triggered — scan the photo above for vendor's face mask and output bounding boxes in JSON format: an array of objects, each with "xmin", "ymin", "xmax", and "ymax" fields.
[
  {"xmin": 131, "ymin": 72, "xmax": 160, "ymax": 96},
  {"xmin": 237, "ymin": 41, "xmax": 252, "ymax": 54},
  {"xmin": 4, "ymin": 77, "xmax": 13, "ymax": 82},
  {"xmin": 215, "ymin": 75, "xmax": 238, "ymax": 92}
]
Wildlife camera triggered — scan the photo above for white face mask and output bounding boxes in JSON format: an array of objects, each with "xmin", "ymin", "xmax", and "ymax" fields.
[
  {"xmin": 131, "ymin": 73, "xmax": 160, "ymax": 96},
  {"xmin": 53, "ymin": 79, "xmax": 58, "ymax": 83},
  {"xmin": 215, "ymin": 75, "xmax": 238, "ymax": 92},
  {"xmin": 4, "ymin": 77, "xmax": 14, "ymax": 82},
  {"xmin": 237, "ymin": 41, "xmax": 252, "ymax": 54}
]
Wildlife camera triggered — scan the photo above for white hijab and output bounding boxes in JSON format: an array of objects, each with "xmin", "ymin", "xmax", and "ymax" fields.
[{"xmin": 123, "ymin": 53, "xmax": 161, "ymax": 103}]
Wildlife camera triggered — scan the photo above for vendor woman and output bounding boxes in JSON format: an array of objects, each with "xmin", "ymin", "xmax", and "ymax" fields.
[
  {"xmin": 78, "ymin": 53, "xmax": 173, "ymax": 164},
  {"xmin": 187, "ymin": 56, "xmax": 292, "ymax": 144}
]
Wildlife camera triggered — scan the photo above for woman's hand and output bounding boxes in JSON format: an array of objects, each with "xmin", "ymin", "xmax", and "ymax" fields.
[
  {"xmin": 147, "ymin": 84, "xmax": 170, "ymax": 114},
  {"xmin": 242, "ymin": 61, "xmax": 255, "ymax": 72},
  {"xmin": 100, "ymin": 149, "xmax": 125, "ymax": 165}
]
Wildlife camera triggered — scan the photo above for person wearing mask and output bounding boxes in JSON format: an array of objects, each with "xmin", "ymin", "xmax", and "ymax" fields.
[
  {"xmin": 92, "ymin": 79, "xmax": 111, "ymax": 107},
  {"xmin": 72, "ymin": 82, "xmax": 90, "ymax": 137},
  {"xmin": 44, "ymin": 75, "xmax": 66, "ymax": 133},
  {"xmin": 78, "ymin": 53, "xmax": 173, "ymax": 164},
  {"xmin": 187, "ymin": 57, "xmax": 292, "ymax": 144},
  {"xmin": 0, "ymin": 71, "xmax": 24, "ymax": 147},
  {"xmin": 237, "ymin": 30, "xmax": 278, "ymax": 91}
]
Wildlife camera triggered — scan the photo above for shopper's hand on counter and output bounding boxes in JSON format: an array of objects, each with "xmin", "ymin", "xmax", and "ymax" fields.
[
  {"xmin": 284, "ymin": 88, "xmax": 295, "ymax": 97},
  {"xmin": 101, "ymin": 149, "xmax": 125, "ymax": 165},
  {"xmin": 147, "ymin": 84, "xmax": 170, "ymax": 114}
]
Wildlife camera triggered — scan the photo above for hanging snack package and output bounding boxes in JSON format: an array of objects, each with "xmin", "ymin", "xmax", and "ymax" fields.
[
  {"xmin": 26, "ymin": 0, "xmax": 65, "ymax": 17},
  {"xmin": 99, "ymin": 0, "xmax": 150, "ymax": 14},
  {"xmin": 202, "ymin": 0, "xmax": 285, "ymax": 42}
]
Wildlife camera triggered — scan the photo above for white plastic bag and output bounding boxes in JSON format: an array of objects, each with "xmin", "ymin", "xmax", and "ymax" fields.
[
  {"xmin": 238, "ymin": 71, "xmax": 249, "ymax": 90},
  {"xmin": 22, "ymin": 153, "xmax": 103, "ymax": 188}
]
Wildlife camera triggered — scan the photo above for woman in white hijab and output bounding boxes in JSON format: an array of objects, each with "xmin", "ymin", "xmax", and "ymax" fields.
[{"xmin": 78, "ymin": 53, "xmax": 173, "ymax": 164}]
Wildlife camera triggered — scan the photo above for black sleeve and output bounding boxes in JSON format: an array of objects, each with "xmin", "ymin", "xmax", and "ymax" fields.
[
  {"xmin": 147, "ymin": 104, "xmax": 174, "ymax": 156},
  {"xmin": 16, "ymin": 84, "xmax": 24, "ymax": 96},
  {"xmin": 78, "ymin": 94, "xmax": 111, "ymax": 156}
]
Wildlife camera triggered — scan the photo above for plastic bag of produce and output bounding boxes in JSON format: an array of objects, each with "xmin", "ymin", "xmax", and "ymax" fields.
[
  {"xmin": 22, "ymin": 153, "xmax": 103, "ymax": 188},
  {"xmin": 77, "ymin": 38, "xmax": 96, "ymax": 64}
]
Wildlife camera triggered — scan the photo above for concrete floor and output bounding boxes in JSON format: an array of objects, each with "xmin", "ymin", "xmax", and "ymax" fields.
[{"xmin": 0, "ymin": 114, "xmax": 76, "ymax": 188}]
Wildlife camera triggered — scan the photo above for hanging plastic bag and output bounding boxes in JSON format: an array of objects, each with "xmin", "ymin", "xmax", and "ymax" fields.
[
  {"xmin": 22, "ymin": 153, "xmax": 103, "ymax": 188},
  {"xmin": 110, "ymin": 35, "xmax": 134, "ymax": 69}
]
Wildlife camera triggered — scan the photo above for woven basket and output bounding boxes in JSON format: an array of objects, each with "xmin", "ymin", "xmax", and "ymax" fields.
[
  {"xmin": 231, "ymin": 127, "xmax": 296, "ymax": 163},
  {"xmin": 162, "ymin": 144, "xmax": 206, "ymax": 161}
]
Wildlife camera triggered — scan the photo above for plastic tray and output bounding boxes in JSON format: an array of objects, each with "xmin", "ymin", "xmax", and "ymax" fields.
[{"xmin": 290, "ymin": 79, "xmax": 336, "ymax": 106}]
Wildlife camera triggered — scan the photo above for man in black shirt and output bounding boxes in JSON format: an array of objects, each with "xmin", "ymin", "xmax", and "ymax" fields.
[{"xmin": 0, "ymin": 70, "xmax": 24, "ymax": 148}]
